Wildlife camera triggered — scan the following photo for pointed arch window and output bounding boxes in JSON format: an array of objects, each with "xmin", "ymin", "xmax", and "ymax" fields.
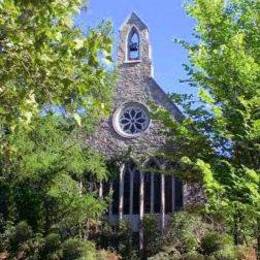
[{"xmin": 128, "ymin": 27, "xmax": 140, "ymax": 60}]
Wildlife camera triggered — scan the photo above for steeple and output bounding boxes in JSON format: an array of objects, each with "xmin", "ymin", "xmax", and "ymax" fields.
[{"xmin": 117, "ymin": 12, "xmax": 153, "ymax": 77}]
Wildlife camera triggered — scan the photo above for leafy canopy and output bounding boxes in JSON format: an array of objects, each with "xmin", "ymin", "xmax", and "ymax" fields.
[
  {"xmin": 153, "ymin": 0, "xmax": 259, "ymax": 250},
  {"xmin": 0, "ymin": 0, "xmax": 113, "ymax": 132},
  {"xmin": 0, "ymin": 0, "xmax": 114, "ymax": 258}
]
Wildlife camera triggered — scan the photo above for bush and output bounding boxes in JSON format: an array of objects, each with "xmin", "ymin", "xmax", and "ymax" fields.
[
  {"xmin": 182, "ymin": 251, "xmax": 205, "ymax": 260},
  {"xmin": 117, "ymin": 220, "xmax": 133, "ymax": 253},
  {"xmin": 148, "ymin": 246, "xmax": 181, "ymax": 260},
  {"xmin": 213, "ymin": 246, "xmax": 236, "ymax": 260},
  {"xmin": 148, "ymin": 211, "xmax": 240, "ymax": 259},
  {"xmin": 96, "ymin": 249, "xmax": 121, "ymax": 260},
  {"xmin": 42, "ymin": 233, "xmax": 62, "ymax": 258},
  {"xmin": 9, "ymin": 221, "xmax": 33, "ymax": 251},
  {"xmin": 148, "ymin": 251, "xmax": 175, "ymax": 260},
  {"xmin": 95, "ymin": 220, "xmax": 138, "ymax": 259},
  {"xmin": 0, "ymin": 221, "xmax": 98, "ymax": 260},
  {"xmin": 164, "ymin": 212, "xmax": 209, "ymax": 254},
  {"xmin": 235, "ymin": 245, "xmax": 256, "ymax": 260},
  {"xmin": 200, "ymin": 231, "xmax": 233, "ymax": 256},
  {"xmin": 62, "ymin": 238, "xmax": 96, "ymax": 260},
  {"xmin": 143, "ymin": 215, "xmax": 162, "ymax": 257}
]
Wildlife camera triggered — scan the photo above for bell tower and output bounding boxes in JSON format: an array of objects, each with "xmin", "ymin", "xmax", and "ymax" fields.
[{"xmin": 117, "ymin": 12, "xmax": 153, "ymax": 77}]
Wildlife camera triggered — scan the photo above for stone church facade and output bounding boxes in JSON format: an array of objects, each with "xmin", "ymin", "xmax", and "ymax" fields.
[{"xmin": 89, "ymin": 13, "xmax": 195, "ymax": 248}]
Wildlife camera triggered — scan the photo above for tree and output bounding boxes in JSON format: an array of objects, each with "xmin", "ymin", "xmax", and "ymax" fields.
[
  {"xmin": 0, "ymin": 0, "xmax": 114, "ymax": 258},
  {"xmin": 0, "ymin": 0, "xmax": 113, "ymax": 130},
  {"xmin": 153, "ymin": 0, "xmax": 259, "ymax": 257}
]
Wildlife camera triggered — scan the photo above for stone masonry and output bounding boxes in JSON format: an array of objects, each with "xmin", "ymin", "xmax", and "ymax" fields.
[
  {"xmin": 88, "ymin": 12, "xmax": 183, "ymax": 160},
  {"xmin": 87, "ymin": 14, "xmax": 202, "ymax": 239}
]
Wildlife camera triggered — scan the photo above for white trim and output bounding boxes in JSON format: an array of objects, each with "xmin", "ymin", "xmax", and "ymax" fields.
[
  {"xmin": 161, "ymin": 174, "xmax": 165, "ymax": 230},
  {"xmin": 119, "ymin": 164, "xmax": 125, "ymax": 220},
  {"xmin": 123, "ymin": 59, "xmax": 142, "ymax": 64},
  {"xmin": 99, "ymin": 182, "xmax": 103, "ymax": 199},
  {"xmin": 112, "ymin": 101, "xmax": 151, "ymax": 139},
  {"xmin": 125, "ymin": 25, "xmax": 141, "ymax": 63},
  {"xmin": 139, "ymin": 171, "xmax": 144, "ymax": 250}
]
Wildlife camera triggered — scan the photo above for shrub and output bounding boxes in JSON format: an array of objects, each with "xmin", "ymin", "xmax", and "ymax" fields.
[
  {"xmin": 182, "ymin": 251, "xmax": 205, "ymax": 260},
  {"xmin": 213, "ymin": 246, "xmax": 236, "ymax": 260},
  {"xmin": 96, "ymin": 249, "xmax": 121, "ymax": 260},
  {"xmin": 236, "ymin": 245, "xmax": 256, "ymax": 260},
  {"xmin": 117, "ymin": 220, "xmax": 137, "ymax": 259},
  {"xmin": 164, "ymin": 212, "xmax": 209, "ymax": 254},
  {"xmin": 161, "ymin": 245, "xmax": 181, "ymax": 257},
  {"xmin": 148, "ymin": 246, "xmax": 181, "ymax": 260},
  {"xmin": 62, "ymin": 238, "xmax": 96, "ymax": 260},
  {"xmin": 148, "ymin": 252, "xmax": 175, "ymax": 260},
  {"xmin": 200, "ymin": 231, "xmax": 233, "ymax": 256},
  {"xmin": 7, "ymin": 221, "xmax": 36, "ymax": 256},
  {"xmin": 95, "ymin": 220, "xmax": 138, "ymax": 259},
  {"xmin": 41, "ymin": 233, "xmax": 62, "ymax": 258},
  {"xmin": 9, "ymin": 221, "xmax": 33, "ymax": 250},
  {"xmin": 143, "ymin": 215, "xmax": 162, "ymax": 257}
]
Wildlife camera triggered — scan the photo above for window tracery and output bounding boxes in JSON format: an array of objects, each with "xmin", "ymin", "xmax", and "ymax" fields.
[{"xmin": 113, "ymin": 102, "xmax": 150, "ymax": 138}]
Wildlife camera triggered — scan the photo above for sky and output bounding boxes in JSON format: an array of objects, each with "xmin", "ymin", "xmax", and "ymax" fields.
[{"xmin": 76, "ymin": 0, "xmax": 196, "ymax": 95}]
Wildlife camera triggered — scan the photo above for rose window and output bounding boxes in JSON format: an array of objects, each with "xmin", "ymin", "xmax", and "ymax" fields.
[{"xmin": 113, "ymin": 102, "xmax": 150, "ymax": 137}]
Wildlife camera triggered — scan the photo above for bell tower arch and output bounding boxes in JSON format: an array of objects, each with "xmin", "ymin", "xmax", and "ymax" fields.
[
  {"xmin": 127, "ymin": 26, "xmax": 140, "ymax": 61},
  {"xmin": 117, "ymin": 12, "xmax": 153, "ymax": 77}
]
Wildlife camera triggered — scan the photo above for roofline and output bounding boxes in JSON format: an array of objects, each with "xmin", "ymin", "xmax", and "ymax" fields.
[
  {"xmin": 150, "ymin": 77, "xmax": 184, "ymax": 121},
  {"xmin": 119, "ymin": 11, "xmax": 149, "ymax": 31}
]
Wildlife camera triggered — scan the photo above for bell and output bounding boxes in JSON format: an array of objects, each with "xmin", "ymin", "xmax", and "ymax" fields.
[{"xmin": 129, "ymin": 42, "xmax": 138, "ymax": 51}]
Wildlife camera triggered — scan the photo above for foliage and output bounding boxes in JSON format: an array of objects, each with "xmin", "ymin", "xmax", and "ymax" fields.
[
  {"xmin": 163, "ymin": 212, "xmax": 209, "ymax": 254},
  {"xmin": 200, "ymin": 231, "xmax": 233, "ymax": 255},
  {"xmin": 62, "ymin": 238, "xmax": 96, "ymax": 260},
  {"xmin": 95, "ymin": 220, "xmax": 139, "ymax": 260},
  {"xmin": 0, "ymin": 116, "xmax": 108, "ymax": 258},
  {"xmin": 0, "ymin": 0, "xmax": 113, "ymax": 132},
  {"xmin": 149, "ymin": 212, "xmax": 237, "ymax": 259},
  {"xmin": 0, "ymin": 115, "xmax": 107, "ymax": 234},
  {"xmin": 96, "ymin": 250, "xmax": 121, "ymax": 260},
  {"xmin": 143, "ymin": 215, "xmax": 162, "ymax": 257},
  {"xmin": 0, "ymin": 220, "xmax": 97, "ymax": 259},
  {"xmin": 0, "ymin": 0, "xmax": 114, "ymax": 258},
  {"xmin": 152, "ymin": 0, "xmax": 260, "ymax": 256}
]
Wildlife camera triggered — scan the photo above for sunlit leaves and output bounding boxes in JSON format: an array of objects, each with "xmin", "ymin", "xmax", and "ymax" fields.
[
  {"xmin": 179, "ymin": 0, "xmax": 260, "ymax": 245},
  {"xmin": 156, "ymin": 0, "xmax": 259, "ymax": 246},
  {"xmin": 0, "ymin": 0, "xmax": 113, "ymax": 246},
  {"xmin": 0, "ymin": 0, "xmax": 114, "ymax": 131}
]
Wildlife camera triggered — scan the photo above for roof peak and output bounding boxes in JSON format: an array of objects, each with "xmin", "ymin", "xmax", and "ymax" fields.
[{"xmin": 120, "ymin": 12, "xmax": 149, "ymax": 31}]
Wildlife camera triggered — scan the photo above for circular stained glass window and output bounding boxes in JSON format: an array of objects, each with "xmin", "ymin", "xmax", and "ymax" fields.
[{"xmin": 113, "ymin": 102, "xmax": 150, "ymax": 138}]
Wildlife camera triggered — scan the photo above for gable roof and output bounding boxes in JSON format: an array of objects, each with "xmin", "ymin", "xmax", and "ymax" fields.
[
  {"xmin": 120, "ymin": 12, "xmax": 149, "ymax": 31},
  {"xmin": 149, "ymin": 78, "xmax": 184, "ymax": 121}
]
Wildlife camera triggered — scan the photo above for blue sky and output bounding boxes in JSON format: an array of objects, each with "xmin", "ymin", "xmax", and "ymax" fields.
[{"xmin": 76, "ymin": 0, "xmax": 196, "ymax": 95}]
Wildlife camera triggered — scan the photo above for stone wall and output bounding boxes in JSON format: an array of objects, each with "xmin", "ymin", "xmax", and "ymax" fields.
[
  {"xmin": 87, "ymin": 13, "xmax": 201, "ymax": 208},
  {"xmin": 88, "ymin": 13, "xmax": 182, "ymax": 159}
]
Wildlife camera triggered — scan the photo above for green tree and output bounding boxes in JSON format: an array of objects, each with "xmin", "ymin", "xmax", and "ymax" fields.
[
  {"xmin": 0, "ymin": 0, "xmax": 114, "ymax": 258},
  {"xmin": 153, "ymin": 0, "xmax": 259, "ymax": 257}
]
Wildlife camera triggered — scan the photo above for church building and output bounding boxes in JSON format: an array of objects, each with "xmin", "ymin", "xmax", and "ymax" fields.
[{"xmin": 89, "ymin": 12, "xmax": 195, "ymax": 248}]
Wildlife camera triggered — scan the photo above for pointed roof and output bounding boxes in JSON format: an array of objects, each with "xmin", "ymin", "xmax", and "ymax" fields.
[{"xmin": 120, "ymin": 12, "xmax": 149, "ymax": 31}]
